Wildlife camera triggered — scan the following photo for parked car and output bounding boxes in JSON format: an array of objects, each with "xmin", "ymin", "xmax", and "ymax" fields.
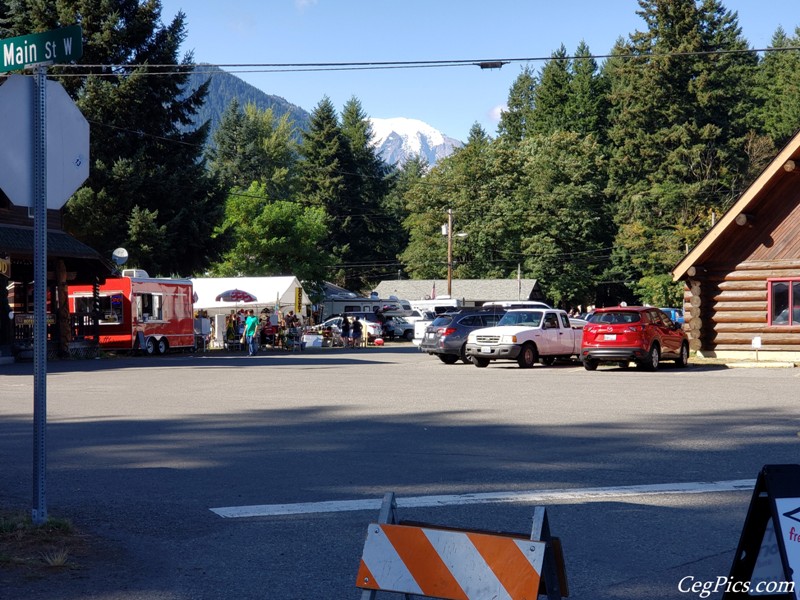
[
  {"xmin": 344, "ymin": 312, "xmax": 385, "ymax": 342},
  {"xmin": 659, "ymin": 307, "xmax": 685, "ymax": 325},
  {"xmin": 383, "ymin": 315, "xmax": 415, "ymax": 341},
  {"xmin": 580, "ymin": 306, "xmax": 689, "ymax": 371},
  {"xmin": 322, "ymin": 313, "xmax": 383, "ymax": 342},
  {"xmin": 420, "ymin": 308, "xmax": 506, "ymax": 364}
]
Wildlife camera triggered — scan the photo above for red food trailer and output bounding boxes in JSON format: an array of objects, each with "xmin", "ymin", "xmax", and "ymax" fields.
[{"xmin": 68, "ymin": 270, "xmax": 195, "ymax": 354}]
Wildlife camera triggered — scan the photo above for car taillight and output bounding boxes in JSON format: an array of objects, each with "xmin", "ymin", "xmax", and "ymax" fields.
[
  {"xmin": 441, "ymin": 327, "xmax": 457, "ymax": 336},
  {"xmin": 625, "ymin": 325, "xmax": 642, "ymax": 332}
]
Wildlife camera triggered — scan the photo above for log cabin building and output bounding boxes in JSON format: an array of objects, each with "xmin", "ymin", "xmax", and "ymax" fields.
[
  {"xmin": 672, "ymin": 131, "xmax": 800, "ymax": 361},
  {"xmin": 0, "ymin": 192, "xmax": 113, "ymax": 361}
]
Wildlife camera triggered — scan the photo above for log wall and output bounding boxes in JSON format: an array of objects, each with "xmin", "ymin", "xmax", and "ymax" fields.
[{"xmin": 683, "ymin": 261, "xmax": 800, "ymax": 353}]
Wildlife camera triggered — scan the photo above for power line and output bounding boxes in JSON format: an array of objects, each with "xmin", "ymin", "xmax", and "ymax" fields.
[{"xmin": 44, "ymin": 44, "xmax": 800, "ymax": 77}]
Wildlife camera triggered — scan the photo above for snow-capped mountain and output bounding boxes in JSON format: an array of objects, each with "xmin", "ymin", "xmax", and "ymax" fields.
[{"xmin": 369, "ymin": 117, "xmax": 463, "ymax": 167}]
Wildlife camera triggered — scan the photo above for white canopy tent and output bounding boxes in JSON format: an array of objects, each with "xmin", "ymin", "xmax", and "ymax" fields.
[{"xmin": 191, "ymin": 276, "xmax": 310, "ymax": 316}]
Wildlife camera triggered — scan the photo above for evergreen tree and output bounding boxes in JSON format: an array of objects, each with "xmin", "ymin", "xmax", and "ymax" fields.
[
  {"xmin": 516, "ymin": 132, "xmax": 611, "ymax": 307},
  {"xmin": 528, "ymin": 45, "xmax": 572, "ymax": 135},
  {"xmin": 497, "ymin": 66, "xmax": 537, "ymax": 141},
  {"xmin": 754, "ymin": 27, "xmax": 800, "ymax": 146},
  {"xmin": 299, "ymin": 97, "xmax": 352, "ymax": 286},
  {"xmin": 207, "ymin": 99, "xmax": 298, "ymax": 198},
  {"xmin": 606, "ymin": 0, "xmax": 757, "ymax": 304},
  {"xmin": 566, "ymin": 41, "xmax": 610, "ymax": 140},
  {"xmin": 340, "ymin": 97, "xmax": 398, "ymax": 289},
  {"xmin": 2, "ymin": 0, "xmax": 225, "ymax": 276}
]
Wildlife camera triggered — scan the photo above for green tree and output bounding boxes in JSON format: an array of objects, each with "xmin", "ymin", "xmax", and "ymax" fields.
[
  {"xmin": 515, "ymin": 132, "xmax": 611, "ymax": 307},
  {"xmin": 207, "ymin": 99, "xmax": 299, "ymax": 198},
  {"xmin": 754, "ymin": 27, "xmax": 800, "ymax": 147},
  {"xmin": 213, "ymin": 182, "xmax": 330, "ymax": 283},
  {"xmin": 528, "ymin": 45, "xmax": 572, "ymax": 135},
  {"xmin": 497, "ymin": 66, "xmax": 537, "ymax": 141},
  {"xmin": 606, "ymin": 0, "xmax": 757, "ymax": 303},
  {"xmin": 2, "ymin": 1, "xmax": 225, "ymax": 276},
  {"xmin": 340, "ymin": 97, "xmax": 398, "ymax": 289}
]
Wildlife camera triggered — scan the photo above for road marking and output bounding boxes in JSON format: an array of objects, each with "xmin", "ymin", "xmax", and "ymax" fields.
[{"xmin": 210, "ymin": 478, "xmax": 755, "ymax": 518}]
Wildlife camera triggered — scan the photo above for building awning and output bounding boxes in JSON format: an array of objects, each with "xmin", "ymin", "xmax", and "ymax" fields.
[{"xmin": 0, "ymin": 224, "xmax": 114, "ymax": 283}]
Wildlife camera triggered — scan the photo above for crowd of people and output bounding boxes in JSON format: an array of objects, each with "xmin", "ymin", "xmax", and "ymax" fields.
[{"xmin": 222, "ymin": 308, "xmax": 305, "ymax": 353}]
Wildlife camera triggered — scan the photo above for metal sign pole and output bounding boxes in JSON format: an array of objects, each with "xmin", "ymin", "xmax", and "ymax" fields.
[{"xmin": 32, "ymin": 65, "xmax": 48, "ymax": 525}]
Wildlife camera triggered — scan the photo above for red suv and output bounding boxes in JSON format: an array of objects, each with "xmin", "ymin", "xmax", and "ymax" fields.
[{"xmin": 580, "ymin": 306, "xmax": 689, "ymax": 371}]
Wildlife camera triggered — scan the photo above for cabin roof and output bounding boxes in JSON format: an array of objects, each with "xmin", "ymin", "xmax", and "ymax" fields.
[{"xmin": 672, "ymin": 130, "xmax": 800, "ymax": 281}]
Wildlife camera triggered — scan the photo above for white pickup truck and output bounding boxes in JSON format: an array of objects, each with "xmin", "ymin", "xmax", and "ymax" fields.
[{"xmin": 464, "ymin": 308, "xmax": 582, "ymax": 368}]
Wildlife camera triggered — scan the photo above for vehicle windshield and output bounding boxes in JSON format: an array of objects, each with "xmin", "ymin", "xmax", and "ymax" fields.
[
  {"xmin": 497, "ymin": 311, "xmax": 543, "ymax": 327},
  {"xmin": 589, "ymin": 311, "xmax": 642, "ymax": 324}
]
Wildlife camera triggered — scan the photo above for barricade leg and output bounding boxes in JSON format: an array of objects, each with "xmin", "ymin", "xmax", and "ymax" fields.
[{"xmin": 360, "ymin": 493, "xmax": 412, "ymax": 600}]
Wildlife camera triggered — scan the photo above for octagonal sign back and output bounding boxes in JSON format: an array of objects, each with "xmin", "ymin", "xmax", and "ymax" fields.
[{"xmin": 0, "ymin": 74, "xmax": 89, "ymax": 209}]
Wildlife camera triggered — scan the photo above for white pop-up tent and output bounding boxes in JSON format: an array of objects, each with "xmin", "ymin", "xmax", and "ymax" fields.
[{"xmin": 191, "ymin": 276, "xmax": 310, "ymax": 315}]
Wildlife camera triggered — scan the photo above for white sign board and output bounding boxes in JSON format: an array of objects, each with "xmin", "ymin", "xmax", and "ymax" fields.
[{"xmin": 0, "ymin": 74, "xmax": 89, "ymax": 209}]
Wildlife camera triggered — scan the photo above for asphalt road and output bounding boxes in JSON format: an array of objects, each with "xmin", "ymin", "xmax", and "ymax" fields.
[{"xmin": 1, "ymin": 347, "xmax": 799, "ymax": 600}]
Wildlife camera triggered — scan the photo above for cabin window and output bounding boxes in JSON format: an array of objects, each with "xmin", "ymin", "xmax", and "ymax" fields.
[
  {"xmin": 73, "ymin": 293, "xmax": 124, "ymax": 324},
  {"xmin": 136, "ymin": 293, "xmax": 163, "ymax": 321},
  {"xmin": 768, "ymin": 279, "xmax": 800, "ymax": 326}
]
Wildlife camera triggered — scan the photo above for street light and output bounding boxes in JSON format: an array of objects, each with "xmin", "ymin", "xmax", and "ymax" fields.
[{"xmin": 443, "ymin": 208, "xmax": 467, "ymax": 297}]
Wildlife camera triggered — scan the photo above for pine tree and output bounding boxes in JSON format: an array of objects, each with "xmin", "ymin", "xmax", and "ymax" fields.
[
  {"xmin": 528, "ymin": 45, "xmax": 572, "ymax": 135},
  {"xmin": 754, "ymin": 27, "xmax": 800, "ymax": 147},
  {"xmin": 497, "ymin": 66, "xmax": 537, "ymax": 141},
  {"xmin": 299, "ymin": 97, "xmax": 351, "ymax": 286},
  {"xmin": 340, "ymin": 97, "xmax": 397, "ymax": 289},
  {"xmin": 606, "ymin": 0, "xmax": 757, "ymax": 304},
  {"xmin": 207, "ymin": 100, "xmax": 299, "ymax": 198},
  {"xmin": 3, "ymin": 0, "xmax": 225, "ymax": 276}
]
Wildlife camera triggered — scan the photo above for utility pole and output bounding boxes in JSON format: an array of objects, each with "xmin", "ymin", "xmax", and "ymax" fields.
[{"xmin": 446, "ymin": 208, "xmax": 454, "ymax": 297}]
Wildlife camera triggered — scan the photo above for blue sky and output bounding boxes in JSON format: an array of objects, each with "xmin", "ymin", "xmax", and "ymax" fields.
[{"xmin": 158, "ymin": 0, "xmax": 799, "ymax": 142}]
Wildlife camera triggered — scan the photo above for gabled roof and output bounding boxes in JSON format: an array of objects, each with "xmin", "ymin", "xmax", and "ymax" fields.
[
  {"xmin": 672, "ymin": 130, "xmax": 800, "ymax": 281},
  {"xmin": 373, "ymin": 279, "xmax": 543, "ymax": 302}
]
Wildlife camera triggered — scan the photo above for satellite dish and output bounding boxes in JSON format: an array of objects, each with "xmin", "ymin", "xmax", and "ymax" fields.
[{"xmin": 112, "ymin": 247, "xmax": 129, "ymax": 266}]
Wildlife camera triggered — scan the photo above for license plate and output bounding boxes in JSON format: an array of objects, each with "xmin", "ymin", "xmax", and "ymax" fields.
[
  {"xmin": 481, "ymin": 346, "xmax": 491, "ymax": 353},
  {"xmin": 603, "ymin": 334, "xmax": 617, "ymax": 341}
]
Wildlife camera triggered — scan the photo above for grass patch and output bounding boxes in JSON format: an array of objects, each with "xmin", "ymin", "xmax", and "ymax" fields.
[{"xmin": 0, "ymin": 511, "xmax": 86, "ymax": 573}]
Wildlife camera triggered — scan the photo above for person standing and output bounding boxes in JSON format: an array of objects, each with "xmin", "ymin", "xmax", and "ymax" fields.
[
  {"xmin": 340, "ymin": 316, "xmax": 351, "ymax": 348},
  {"xmin": 244, "ymin": 309, "xmax": 260, "ymax": 356},
  {"xmin": 351, "ymin": 316, "xmax": 363, "ymax": 348}
]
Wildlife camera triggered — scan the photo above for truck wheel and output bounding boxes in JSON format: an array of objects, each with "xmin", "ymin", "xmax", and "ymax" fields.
[
  {"xmin": 438, "ymin": 354, "xmax": 458, "ymax": 365},
  {"xmin": 144, "ymin": 337, "xmax": 156, "ymax": 356},
  {"xmin": 473, "ymin": 357, "xmax": 490, "ymax": 368},
  {"xmin": 156, "ymin": 338, "xmax": 168, "ymax": 355},
  {"xmin": 460, "ymin": 343, "xmax": 473, "ymax": 364},
  {"xmin": 517, "ymin": 343, "xmax": 537, "ymax": 368}
]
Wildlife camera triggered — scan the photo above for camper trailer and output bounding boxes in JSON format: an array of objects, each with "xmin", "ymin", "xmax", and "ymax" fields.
[
  {"xmin": 321, "ymin": 294, "xmax": 412, "ymax": 319},
  {"xmin": 69, "ymin": 270, "xmax": 195, "ymax": 354}
]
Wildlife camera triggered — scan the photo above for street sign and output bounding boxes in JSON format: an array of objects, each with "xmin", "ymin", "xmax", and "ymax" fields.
[
  {"xmin": 1, "ymin": 25, "xmax": 82, "ymax": 73},
  {"xmin": 0, "ymin": 74, "xmax": 89, "ymax": 209}
]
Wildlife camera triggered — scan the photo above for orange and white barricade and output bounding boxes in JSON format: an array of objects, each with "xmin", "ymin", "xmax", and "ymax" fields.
[{"xmin": 356, "ymin": 493, "xmax": 567, "ymax": 600}]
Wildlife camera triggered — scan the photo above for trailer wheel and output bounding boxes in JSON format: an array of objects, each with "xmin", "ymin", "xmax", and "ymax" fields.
[
  {"xmin": 156, "ymin": 338, "xmax": 168, "ymax": 355},
  {"xmin": 144, "ymin": 337, "xmax": 156, "ymax": 356}
]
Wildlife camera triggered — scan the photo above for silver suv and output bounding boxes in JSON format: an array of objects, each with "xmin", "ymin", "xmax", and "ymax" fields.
[{"xmin": 420, "ymin": 308, "xmax": 506, "ymax": 364}]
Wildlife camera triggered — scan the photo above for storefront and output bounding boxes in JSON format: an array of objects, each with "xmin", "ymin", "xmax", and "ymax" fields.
[{"xmin": 0, "ymin": 223, "xmax": 113, "ymax": 360}]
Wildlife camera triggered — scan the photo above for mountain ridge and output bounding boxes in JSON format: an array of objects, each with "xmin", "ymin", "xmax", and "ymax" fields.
[{"xmin": 188, "ymin": 66, "xmax": 462, "ymax": 166}]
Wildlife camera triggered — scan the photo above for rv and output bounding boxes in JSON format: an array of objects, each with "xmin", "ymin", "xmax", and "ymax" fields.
[
  {"xmin": 321, "ymin": 294, "xmax": 412, "ymax": 319},
  {"xmin": 68, "ymin": 269, "xmax": 195, "ymax": 355}
]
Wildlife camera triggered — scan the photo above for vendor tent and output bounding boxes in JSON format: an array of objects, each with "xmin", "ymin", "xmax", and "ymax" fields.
[{"xmin": 191, "ymin": 276, "xmax": 310, "ymax": 314}]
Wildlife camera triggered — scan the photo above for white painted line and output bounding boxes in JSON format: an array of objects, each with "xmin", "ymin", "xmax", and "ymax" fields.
[{"xmin": 210, "ymin": 478, "xmax": 755, "ymax": 518}]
